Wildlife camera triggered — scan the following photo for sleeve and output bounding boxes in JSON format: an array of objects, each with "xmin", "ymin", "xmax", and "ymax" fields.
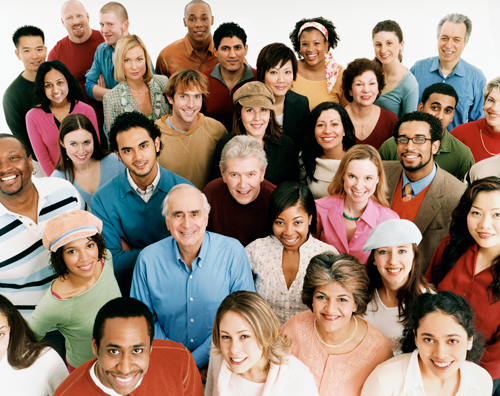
[
  {"xmin": 360, "ymin": 367, "xmax": 388, "ymax": 396},
  {"xmin": 184, "ymin": 349, "xmax": 205, "ymax": 396},
  {"xmin": 468, "ymin": 72, "xmax": 487, "ymax": 122},
  {"xmin": 204, "ymin": 355, "xmax": 216, "ymax": 396},
  {"xmin": 44, "ymin": 348, "xmax": 69, "ymax": 394},
  {"xmin": 103, "ymin": 90, "xmax": 119, "ymax": 134},
  {"xmin": 229, "ymin": 245, "xmax": 256, "ymax": 293},
  {"xmin": 77, "ymin": 103, "xmax": 99, "ymax": 142},
  {"xmin": 454, "ymin": 149, "xmax": 475, "ymax": 182},
  {"xmin": 130, "ymin": 253, "xmax": 168, "ymax": 340},
  {"xmin": 28, "ymin": 293, "xmax": 64, "ymax": 340},
  {"xmin": 85, "ymin": 50, "xmax": 102, "ymax": 100},
  {"xmin": 401, "ymin": 75, "xmax": 419, "ymax": 115},
  {"xmin": 2, "ymin": 92, "xmax": 35, "ymax": 158},
  {"xmin": 378, "ymin": 138, "xmax": 398, "ymax": 161},
  {"xmin": 425, "ymin": 236, "xmax": 449, "ymax": 285},
  {"xmin": 315, "ymin": 203, "xmax": 324, "ymax": 239},
  {"xmin": 26, "ymin": 110, "xmax": 56, "ymax": 175},
  {"xmin": 90, "ymin": 191, "xmax": 141, "ymax": 286},
  {"xmin": 155, "ymin": 52, "xmax": 170, "ymax": 77},
  {"xmin": 480, "ymin": 335, "xmax": 500, "ymax": 379}
]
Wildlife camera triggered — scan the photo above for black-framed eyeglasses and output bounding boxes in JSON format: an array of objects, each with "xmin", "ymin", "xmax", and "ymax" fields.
[{"xmin": 396, "ymin": 137, "xmax": 432, "ymax": 145}]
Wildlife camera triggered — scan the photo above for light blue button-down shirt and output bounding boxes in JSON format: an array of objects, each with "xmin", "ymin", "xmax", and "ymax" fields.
[
  {"xmin": 85, "ymin": 42, "xmax": 117, "ymax": 100},
  {"xmin": 130, "ymin": 231, "xmax": 255, "ymax": 367},
  {"xmin": 402, "ymin": 163, "xmax": 437, "ymax": 198},
  {"xmin": 410, "ymin": 56, "xmax": 486, "ymax": 130}
]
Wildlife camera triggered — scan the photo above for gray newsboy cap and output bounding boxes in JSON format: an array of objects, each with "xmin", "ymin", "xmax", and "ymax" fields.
[{"xmin": 363, "ymin": 219, "xmax": 422, "ymax": 252}]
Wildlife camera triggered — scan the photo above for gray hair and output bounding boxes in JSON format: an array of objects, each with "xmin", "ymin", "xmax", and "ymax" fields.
[
  {"xmin": 219, "ymin": 135, "xmax": 268, "ymax": 172},
  {"xmin": 437, "ymin": 13, "xmax": 472, "ymax": 42},
  {"xmin": 483, "ymin": 76, "xmax": 500, "ymax": 102},
  {"xmin": 161, "ymin": 184, "xmax": 211, "ymax": 218}
]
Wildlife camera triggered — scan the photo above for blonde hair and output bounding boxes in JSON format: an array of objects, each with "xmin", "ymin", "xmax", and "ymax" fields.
[
  {"xmin": 328, "ymin": 144, "xmax": 389, "ymax": 207},
  {"xmin": 483, "ymin": 76, "xmax": 500, "ymax": 102},
  {"xmin": 114, "ymin": 35, "xmax": 153, "ymax": 84},
  {"xmin": 100, "ymin": 2, "xmax": 128, "ymax": 23},
  {"xmin": 212, "ymin": 291, "xmax": 291, "ymax": 366}
]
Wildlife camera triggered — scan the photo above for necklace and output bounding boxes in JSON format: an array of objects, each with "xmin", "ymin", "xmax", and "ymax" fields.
[
  {"xmin": 314, "ymin": 316, "xmax": 358, "ymax": 348},
  {"xmin": 129, "ymin": 84, "xmax": 147, "ymax": 94},
  {"xmin": 479, "ymin": 129, "xmax": 500, "ymax": 156},
  {"xmin": 349, "ymin": 106, "xmax": 374, "ymax": 139},
  {"xmin": 343, "ymin": 211, "xmax": 360, "ymax": 221}
]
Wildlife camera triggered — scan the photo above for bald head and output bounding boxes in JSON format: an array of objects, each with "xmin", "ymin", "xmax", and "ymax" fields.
[
  {"xmin": 162, "ymin": 184, "xmax": 210, "ymax": 218},
  {"xmin": 184, "ymin": 0, "xmax": 212, "ymax": 18},
  {"xmin": 61, "ymin": 0, "xmax": 91, "ymax": 43}
]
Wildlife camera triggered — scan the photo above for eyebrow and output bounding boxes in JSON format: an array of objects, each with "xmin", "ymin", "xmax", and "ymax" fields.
[
  {"xmin": 471, "ymin": 205, "xmax": 500, "ymax": 211},
  {"xmin": 105, "ymin": 342, "xmax": 147, "ymax": 348},
  {"xmin": 0, "ymin": 325, "xmax": 7, "ymax": 330},
  {"xmin": 276, "ymin": 215, "xmax": 303, "ymax": 221},
  {"xmin": 172, "ymin": 210, "xmax": 202, "ymax": 215},
  {"xmin": 120, "ymin": 140, "xmax": 149, "ymax": 151},
  {"xmin": 220, "ymin": 330, "xmax": 250, "ymax": 334}
]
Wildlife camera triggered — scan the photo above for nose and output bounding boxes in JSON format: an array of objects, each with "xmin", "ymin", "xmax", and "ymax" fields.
[
  {"xmin": 229, "ymin": 339, "xmax": 241, "ymax": 354},
  {"xmin": 479, "ymin": 214, "xmax": 492, "ymax": 229},
  {"xmin": 284, "ymin": 222, "xmax": 294, "ymax": 236},
  {"xmin": 277, "ymin": 71, "xmax": 285, "ymax": 83},
  {"xmin": 326, "ymin": 299, "xmax": 337, "ymax": 313},
  {"xmin": 228, "ymin": 48, "xmax": 236, "ymax": 58},
  {"xmin": 187, "ymin": 96, "xmax": 195, "ymax": 108},
  {"xmin": 434, "ymin": 341, "xmax": 448, "ymax": 359},
  {"xmin": 118, "ymin": 353, "xmax": 133, "ymax": 374},
  {"xmin": 253, "ymin": 111, "xmax": 262, "ymax": 121},
  {"xmin": 238, "ymin": 175, "xmax": 247, "ymax": 189}
]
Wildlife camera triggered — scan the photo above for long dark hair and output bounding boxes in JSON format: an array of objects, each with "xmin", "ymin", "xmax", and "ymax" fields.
[
  {"xmin": 300, "ymin": 102, "xmax": 356, "ymax": 184},
  {"xmin": 33, "ymin": 60, "xmax": 82, "ymax": 110},
  {"xmin": 366, "ymin": 244, "xmax": 434, "ymax": 325},
  {"xmin": 232, "ymin": 102, "xmax": 282, "ymax": 142},
  {"xmin": 434, "ymin": 177, "xmax": 500, "ymax": 302},
  {"xmin": 0, "ymin": 295, "xmax": 51, "ymax": 369},
  {"xmin": 55, "ymin": 114, "xmax": 111, "ymax": 183},
  {"xmin": 400, "ymin": 291, "xmax": 484, "ymax": 363}
]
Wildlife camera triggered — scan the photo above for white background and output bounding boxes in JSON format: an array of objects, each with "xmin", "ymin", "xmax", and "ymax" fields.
[{"xmin": 1, "ymin": 0, "xmax": 499, "ymax": 133}]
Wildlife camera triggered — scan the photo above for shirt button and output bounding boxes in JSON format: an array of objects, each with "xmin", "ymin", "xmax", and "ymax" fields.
[
  {"xmin": 190, "ymin": 319, "xmax": 194, "ymax": 322},
  {"xmin": 29, "ymin": 223, "xmax": 33, "ymax": 226},
  {"xmin": 190, "ymin": 297, "xmax": 193, "ymax": 301},
  {"xmin": 189, "ymin": 275, "xmax": 193, "ymax": 279},
  {"xmin": 190, "ymin": 339, "xmax": 194, "ymax": 343},
  {"xmin": 463, "ymin": 293, "xmax": 466, "ymax": 297},
  {"xmin": 354, "ymin": 235, "xmax": 358, "ymax": 238}
]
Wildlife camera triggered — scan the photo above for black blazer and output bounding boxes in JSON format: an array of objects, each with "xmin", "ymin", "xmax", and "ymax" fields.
[{"xmin": 282, "ymin": 90, "xmax": 310, "ymax": 146}]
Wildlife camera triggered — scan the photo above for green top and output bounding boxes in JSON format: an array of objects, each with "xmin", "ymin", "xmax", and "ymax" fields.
[
  {"xmin": 28, "ymin": 251, "xmax": 121, "ymax": 368},
  {"xmin": 378, "ymin": 131, "xmax": 475, "ymax": 181}
]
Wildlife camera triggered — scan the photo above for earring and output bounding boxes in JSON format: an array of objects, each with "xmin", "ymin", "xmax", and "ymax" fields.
[
  {"xmin": 32, "ymin": 169, "xmax": 37, "ymax": 176},
  {"xmin": 400, "ymin": 48, "xmax": 404, "ymax": 53}
]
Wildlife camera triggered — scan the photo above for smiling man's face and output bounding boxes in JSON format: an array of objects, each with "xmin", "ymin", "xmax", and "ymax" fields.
[{"xmin": 92, "ymin": 316, "xmax": 152, "ymax": 395}]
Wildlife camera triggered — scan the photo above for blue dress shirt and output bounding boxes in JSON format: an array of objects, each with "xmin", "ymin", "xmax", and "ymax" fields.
[
  {"xmin": 402, "ymin": 163, "xmax": 437, "ymax": 198},
  {"xmin": 130, "ymin": 231, "xmax": 255, "ymax": 367},
  {"xmin": 410, "ymin": 56, "xmax": 486, "ymax": 130}
]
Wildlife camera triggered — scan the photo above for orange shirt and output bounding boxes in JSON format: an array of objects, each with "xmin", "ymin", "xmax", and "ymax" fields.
[
  {"xmin": 391, "ymin": 176, "xmax": 431, "ymax": 222},
  {"xmin": 156, "ymin": 34, "xmax": 218, "ymax": 77}
]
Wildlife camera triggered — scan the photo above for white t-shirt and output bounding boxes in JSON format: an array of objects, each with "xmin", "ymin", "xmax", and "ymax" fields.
[{"xmin": 0, "ymin": 347, "xmax": 68, "ymax": 396}]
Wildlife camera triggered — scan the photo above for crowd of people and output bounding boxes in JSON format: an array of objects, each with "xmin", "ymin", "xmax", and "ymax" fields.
[{"xmin": 1, "ymin": 0, "xmax": 500, "ymax": 395}]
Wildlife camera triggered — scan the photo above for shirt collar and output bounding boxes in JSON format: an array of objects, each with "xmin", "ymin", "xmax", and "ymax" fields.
[
  {"xmin": 430, "ymin": 56, "xmax": 466, "ymax": 77},
  {"xmin": 403, "ymin": 350, "xmax": 426, "ymax": 394},
  {"xmin": 210, "ymin": 63, "xmax": 254, "ymax": 86},
  {"xmin": 173, "ymin": 231, "xmax": 209, "ymax": 271},
  {"xmin": 126, "ymin": 163, "xmax": 161, "ymax": 195},
  {"xmin": 402, "ymin": 163, "xmax": 437, "ymax": 196},
  {"xmin": 0, "ymin": 177, "xmax": 45, "ymax": 217},
  {"xmin": 438, "ymin": 131, "xmax": 452, "ymax": 153},
  {"xmin": 183, "ymin": 34, "xmax": 215, "ymax": 56}
]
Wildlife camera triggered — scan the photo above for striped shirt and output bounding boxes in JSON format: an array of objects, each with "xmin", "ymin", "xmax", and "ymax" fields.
[{"xmin": 0, "ymin": 177, "xmax": 83, "ymax": 319}]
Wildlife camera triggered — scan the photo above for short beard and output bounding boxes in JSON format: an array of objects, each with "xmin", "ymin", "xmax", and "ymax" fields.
[{"xmin": 400, "ymin": 151, "xmax": 433, "ymax": 173}]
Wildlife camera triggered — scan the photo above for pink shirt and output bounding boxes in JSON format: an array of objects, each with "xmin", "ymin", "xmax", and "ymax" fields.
[
  {"xmin": 26, "ymin": 101, "xmax": 98, "ymax": 175},
  {"xmin": 315, "ymin": 196, "xmax": 399, "ymax": 263},
  {"xmin": 282, "ymin": 311, "xmax": 393, "ymax": 396}
]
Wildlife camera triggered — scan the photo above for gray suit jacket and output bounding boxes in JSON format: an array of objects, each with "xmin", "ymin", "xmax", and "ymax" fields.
[{"xmin": 383, "ymin": 161, "xmax": 466, "ymax": 273}]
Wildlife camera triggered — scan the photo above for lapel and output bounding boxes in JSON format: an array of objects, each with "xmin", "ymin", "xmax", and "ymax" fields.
[
  {"xmin": 383, "ymin": 161, "xmax": 403, "ymax": 206},
  {"xmin": 412, "ymin": 166, "xmax": 444, "ymax": 233},
  {"xmin": 282, "ymin": 90, "xmax": 296, "ymax": 132}
]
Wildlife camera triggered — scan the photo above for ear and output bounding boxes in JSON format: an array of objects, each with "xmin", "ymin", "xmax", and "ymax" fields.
[
  {"xmin": 431, "ymin": 140, "xmax": 440, "ymax": 155},
  {"xmin": 183, "ymin": 17, "xmax": 187, "ymax": 27},
  {"xmin": 114, "ymin": 150, "xmax": 123, "ymax": 162},
  {"xmin": 91, "ymin": 337, "xmax": 98, "ymax": 356},
  {"xmin": 61, "ymin": 18, "xmax": 65, "ymax": 27},
  {"xmin": 259, "ymin": 166, "xmax": 266, "ymax": 182},
  {"xmin": 167, "ymin": 96, "xmax": 174, "ymax": 106},
  {"xmin": 154, "ymin": 136, "xmax": 160, "ymax": 153},
  {"xmin": 219, "ymin": 165, "xmax": 225, "ymax": 180},
  {"xmin": 243, "ymin": 44, "xmax": 248, "ymax": 56},
  {"xmin": 123, "ymin": 20, "xmax": 130, "ymax": 33},
  {"xmin": 467, "ymin": 336, "xmax": 473, "ymax": 351},
  {"xmin": 211, "ymin": 16, "xmax": 214, "ymax": 25},
  {"xmin": 15, "ymin": 49, "xmax": 21, "ymax": 61},
  {"xmin": 60, "ymin": 140, "xmax": 65, "ymax": 149},
  {"xmin": 417, "ymin": 102, "xmax": 424, "ymax": 111}
]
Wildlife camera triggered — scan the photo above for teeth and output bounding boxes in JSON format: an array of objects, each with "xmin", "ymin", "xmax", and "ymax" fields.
[
  {"xmin": 387, "ymin": 268, "xmax": 401, "ymax": 273},
  {"xmin": 181, "ymin": 231, "xmax": 194, "ymax": 235},
  {"xmin": 434, "ymin": 361, "xmax": 451, "ymax": 368},
  {"xmin": 115, "ymin": 375, "xmax": 134, "ymax": 383},
  {"xmin": 231, "ymin": 357, "xmax": 245, "ymax": 362},
  {"xmin": 1, "ymin": 175, "xmax": 16, "ymax": 182}
]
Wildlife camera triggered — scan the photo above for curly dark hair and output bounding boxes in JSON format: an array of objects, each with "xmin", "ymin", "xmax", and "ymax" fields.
[
  {"xmin": 213, "ymin": 22, "xmax": 247, "ymax": 49},
  {"xmin": 366, "ymin": 243, "xmax": 434, "ymax": 326},
  {"xmin": 300, "ymin": 102, "xmax": 356, "ymax": 184},
  {"xmin": 341, "ymin": 58, "xmax": 386, "ymax": 103},
  {"xmin": 429, "ymin": 177, "xmax": 500, "ymax": 302},
  {"xmin": 400, "ymin": 291, "xmax": 485, "ymax": 363},
  {"xmin": 108, "ymin": 111, "xmax": 164, "ymax": 155},
  {"xmin": 289, "ymin": 17, "xmax": 340, "ymax": 58},
  {"xmin": 50, "ymin": 234, "xmax": 107, "ymax": 279},
  {"xmin": 33, "ymin": 60, "xmax": 83, "ymax": 111},
  {"xmin": 393, "ymin": 111, "xmax": 443, "ymax": 143}
]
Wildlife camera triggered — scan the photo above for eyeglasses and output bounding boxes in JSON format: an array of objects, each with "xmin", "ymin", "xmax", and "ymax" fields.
[{"xmin": 396, "ymin": 137, "xmax": 432, "ymax": 145}]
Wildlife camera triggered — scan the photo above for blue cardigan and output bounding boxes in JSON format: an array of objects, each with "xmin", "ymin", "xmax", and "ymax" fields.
[{"xmin": 91, "ymin": 164, "xmax": 191, "ymax": 295}]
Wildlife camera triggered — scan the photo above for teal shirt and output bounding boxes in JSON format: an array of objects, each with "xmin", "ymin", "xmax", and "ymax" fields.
[{"xmin": 379, "ymin": 131, "xmax": 474, "ymax": 181}]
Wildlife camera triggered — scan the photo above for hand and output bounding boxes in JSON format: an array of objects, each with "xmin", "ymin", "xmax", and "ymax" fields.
[
  {"xmin": 198, "ymin": 365, "xmax": 208, "ymax": 383},
  {"xmin": 97, "ymin": 74, "xmax": 106, "ymax": 88},
  {"xmin": 121, "ymin": 238, "xmax": 131, "ymax": 251}
]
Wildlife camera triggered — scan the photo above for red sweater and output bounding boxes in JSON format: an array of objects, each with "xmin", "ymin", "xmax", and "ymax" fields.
[
  {"xmin": 451, "ymin": 117, "xmax": 500, "ymax": 162},
  {"xmin": 202, "ymin": 65, "xmax": 256, "ymax": 131},
  {"xmin": 54, "ymin": 340, "xmax": 204, "ymax": 396},
  {"xmin": 426, "ymin": 237, "xmax": 500, "ymax": 379}
]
